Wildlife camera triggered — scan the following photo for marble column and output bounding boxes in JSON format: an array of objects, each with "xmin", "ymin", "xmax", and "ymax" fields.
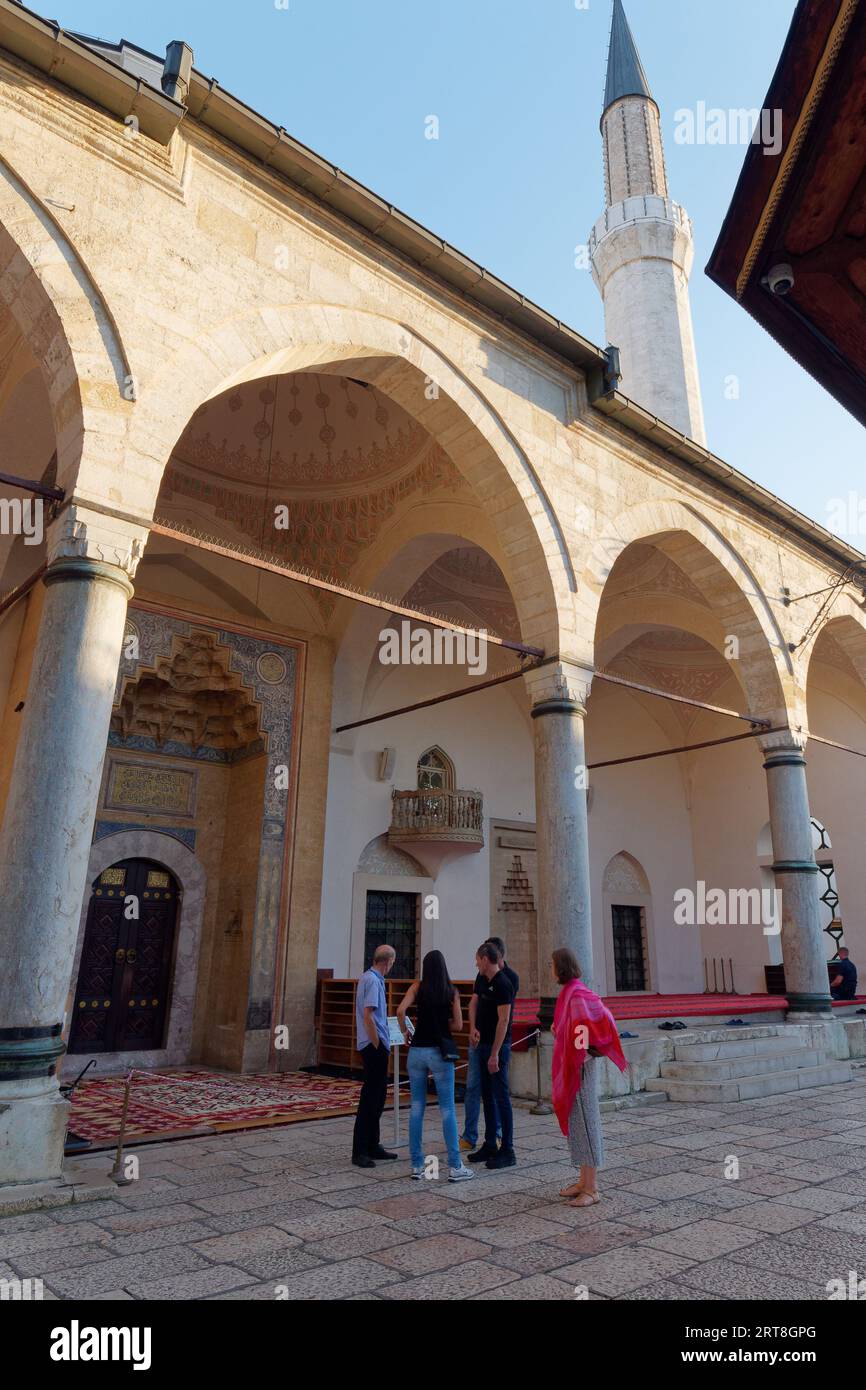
[
  {"xmin": 525, "ymin": 661, "xmax": 594, "ymax": 1033},
  {"xmin": 0, "ymin": 505, "xmax": 147, "ymax": 1189},
  {"xmin": 761, "ymin": 731, "xmax": 832, "ymax": 1018}
]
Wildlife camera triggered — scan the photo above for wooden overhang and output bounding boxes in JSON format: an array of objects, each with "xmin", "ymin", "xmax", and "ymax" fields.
[{"xmin": 707, "ymin": 0, "xmax": 866, "ymax": 429}]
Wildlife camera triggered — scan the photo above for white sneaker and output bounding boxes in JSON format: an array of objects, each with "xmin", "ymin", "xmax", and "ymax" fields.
[
  {"xmin": 448, "ymin": 1164, "xmax": 475, "ymax": 1182},
  {"xmin": 410, "ymin": 1166, "xmax": 425, "ymax": 1180}
]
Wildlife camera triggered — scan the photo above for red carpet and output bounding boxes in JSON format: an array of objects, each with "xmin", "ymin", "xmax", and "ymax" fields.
[{"xmin": 68, "ymin": 1069, "xmax": 392, "ymax": 1146}]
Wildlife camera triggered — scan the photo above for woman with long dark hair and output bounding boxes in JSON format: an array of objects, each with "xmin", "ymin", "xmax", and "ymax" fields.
[
  {"xmin": 550, "ymin": 947, "xmax": 628, "ymax": 1207},
  {"xmin": 397, "ymin": 950, "xmax": 474, "ymax": 1182}
]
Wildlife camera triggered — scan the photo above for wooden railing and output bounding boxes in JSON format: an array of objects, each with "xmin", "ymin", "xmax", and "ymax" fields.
[
  {"xmin": 388, "ymin": 788, "xmax": 483, "ymax": 846},
  {"xmin": 317, "ymin": 978, "xmax": 474, "ymax": 1075}
]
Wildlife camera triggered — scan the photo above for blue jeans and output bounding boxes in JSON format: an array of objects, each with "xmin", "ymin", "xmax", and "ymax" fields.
[
  {"xmin": 478, "ymin": 1042, "xmax": 513, "ymax": 1152},
  {"xmin": 408, "ymin": 1046, "xmax": 460, "ymax": 1169},
  {"xmin": 461, "ymin": 1044, "xmax": 500, "ymax": 1147}
]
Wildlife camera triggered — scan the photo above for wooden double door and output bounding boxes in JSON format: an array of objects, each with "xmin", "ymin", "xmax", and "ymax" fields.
[{"xmin": 69, "ymin": 858, "xmax": 180, "ymax": 1055}]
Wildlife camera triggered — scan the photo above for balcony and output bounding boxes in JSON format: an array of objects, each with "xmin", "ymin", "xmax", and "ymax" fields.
[{"xmin": 388, "ymin": 788, "xmax": 484, "ymax": 850}]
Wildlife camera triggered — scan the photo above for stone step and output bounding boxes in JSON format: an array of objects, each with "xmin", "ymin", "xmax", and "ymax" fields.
[
  {"xmin": 672, "ymin": 1034, "xmax": 812, "ymax": 1062},
  {"xmin": 660, "ymin": 1049, "xmax": 827, "ymax": 1081},
  {"xmin": 662, "ymin": 1023, "xmax": 805, "ymax": 1047},
  {"xmin": 645, "ymin": 1059, "xmax": 852, "ymax": 1104}
]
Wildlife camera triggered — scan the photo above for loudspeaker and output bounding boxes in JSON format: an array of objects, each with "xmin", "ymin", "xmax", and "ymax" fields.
[{"xmin": 377, "ymin": 747, "xmax": 396, "ymax": 781}]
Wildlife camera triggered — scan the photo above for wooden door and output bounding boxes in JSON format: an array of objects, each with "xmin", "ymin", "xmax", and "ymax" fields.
[{"xmin": 69, "ymin": 859, "xmax": 179, "ymax": 1054}]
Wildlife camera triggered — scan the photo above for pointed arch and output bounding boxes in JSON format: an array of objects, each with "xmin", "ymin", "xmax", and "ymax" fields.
[{"xmin": 126, "ymin": 304, "xmax": 568, "ymax": 651}]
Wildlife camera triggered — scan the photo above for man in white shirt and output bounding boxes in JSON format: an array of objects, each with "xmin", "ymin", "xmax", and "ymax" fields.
[{"xmin": 351, "ymin": 944, "xmax": 397, "ymax": 1168}]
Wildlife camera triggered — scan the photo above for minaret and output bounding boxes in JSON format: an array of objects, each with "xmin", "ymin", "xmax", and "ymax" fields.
[{"xmin": 590, "ymin": 0, "xmax": 706, "ymax": 444}]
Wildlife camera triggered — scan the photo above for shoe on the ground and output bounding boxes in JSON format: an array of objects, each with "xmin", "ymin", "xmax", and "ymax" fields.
[
  {"xmin": 459, "ymin": 1137, "xmax": 474, "ymax": 1152},
  {"xmin": 410, "ymin": 1166, "xmax": 425, "ymax": 1180},
  {"xmin": 371, "ymin": 1147, "xmax": 398, "ymax": 1160},
  {"xmin": 352, "ymin": 1154, "xmax": 375, "ymax": 1168},
  {"xmin": 467, "ymin": 1145, "xmax": 498, "ymax": 1163},
  {"xmin": 449, "ymin": 1164, "xmax": 475, "ymax": 1182},
  {"xmin": 486, "ymin": 1148, "xmax": 517, "ymax": 1170}
]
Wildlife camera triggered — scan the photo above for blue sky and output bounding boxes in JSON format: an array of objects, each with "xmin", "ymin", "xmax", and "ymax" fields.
[{"xmin": 47, "ymin": 0, "xmax": 864, "ymax": 538}]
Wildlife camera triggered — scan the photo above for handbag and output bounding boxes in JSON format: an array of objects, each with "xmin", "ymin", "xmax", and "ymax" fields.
[{"xmin": 439, "ymin": 1034, "xmax": 459, "ymax": 1063}]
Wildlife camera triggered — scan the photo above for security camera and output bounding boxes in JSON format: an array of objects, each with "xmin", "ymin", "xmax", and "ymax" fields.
[{"xmin": 766, "ymin": 263, "xmax": 795, "ymax": 296}]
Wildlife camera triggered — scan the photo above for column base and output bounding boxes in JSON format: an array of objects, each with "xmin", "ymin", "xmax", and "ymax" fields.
[
  {"xmin": 0, "ymin": 1077, "xmax": 69, "ymax": 1187},
  {"xmin": 786, "ymin": 993, "xmax": 834, "ymax": 1019},
  {"xmin": 0, "ymin": 1161, "xmax": 118, "ymax": 1216}
]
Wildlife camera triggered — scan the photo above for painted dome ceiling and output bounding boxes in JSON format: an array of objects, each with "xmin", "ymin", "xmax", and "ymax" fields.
[
  {"xmin": 171, "ymin": 372, "xmax": 447, "ymax": 494},
  {"xmin": 158, "ymin": 371, "xmax": 470, "ymax": 584}
]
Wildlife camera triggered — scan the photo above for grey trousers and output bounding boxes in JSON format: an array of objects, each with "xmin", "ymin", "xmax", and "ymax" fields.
[{"xmin": 567, "ymin": 1057, "xmax": 604, "ymax": 1169}]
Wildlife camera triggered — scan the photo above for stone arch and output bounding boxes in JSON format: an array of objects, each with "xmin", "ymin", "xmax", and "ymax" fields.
[
  {"xmin": 331, "ymin": 521, "xmax": 520, "ymax": 736},
  {"xmin": 0, "ymin": 153, "xmax": 131, "ymax": 489},
  {"xmin": 602, "ymin": 850, "xmax": 651, "ymax": 894},
  {"xmin": 601, "ymin": 850, "xmax": 655, "ymax": 992},
  {"xmin": 804, "ymin": 604, "xmax": 866, "ymax": 691},
  {"xmin": 583, "ymin": 497, "xmax": 793, "ymax": 718},
  {"xmin": 357, "ymin": 833, "xmax": 424, "ymax": 876},
  {"xmin": 63, "ymin": 830, "xmax": 207, "ymax": 1076},
  {"xmin": 127, "ymin": 304, "xmax": 567, "ymax": 651}
]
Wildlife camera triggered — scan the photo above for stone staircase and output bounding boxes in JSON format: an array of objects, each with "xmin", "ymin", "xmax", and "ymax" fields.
[{"xmin": 644, "ymin": 1023, "xmax": 852, "ymax": 1103}]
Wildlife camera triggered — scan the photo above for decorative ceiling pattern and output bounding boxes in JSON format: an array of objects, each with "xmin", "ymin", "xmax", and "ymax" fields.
[
  {"xmin": 403, "ymin": 547, "xmax": 520, "ymax": 641},
  {"xmin": 113, "ymin": 630, "xmax": 263, "ymax": 753},
  {"xmin": 607, "ymin": 628, "xmax": 735, "ymax": 733},
  {"xmin": 159, "ymin": 373, "xmax": 472, "ymax": 589},
  {"xmin": 604, "ymin": 543, "xmax": 711, "ymax": 609}
]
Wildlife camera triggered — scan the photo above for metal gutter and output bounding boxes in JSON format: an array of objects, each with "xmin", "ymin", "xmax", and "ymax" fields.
[{"xmin": 0, "ymin": 0, "xmax": 184, "ymax": 141}]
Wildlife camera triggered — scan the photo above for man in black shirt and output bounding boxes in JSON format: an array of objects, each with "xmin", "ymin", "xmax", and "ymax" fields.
[
  {"xmin": 830, "ymin": 947, "xmax": 858, "ymax": 1000},
  {"xmin": 467, "ymin": 941, "xmax": 516, "ymax": 1169},
  {"xmin": 461, "ymin": 937, "xmax": 520, "ymax": 1152}
]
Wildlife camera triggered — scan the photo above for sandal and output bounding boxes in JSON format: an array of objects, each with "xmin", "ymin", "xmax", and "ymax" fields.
[
  {"xmin": 568, "ymin": 1191, "xmax": 600, "ymax": 1207},
  {"xmin": 559, "ymin": 1181, "xmax": 584, "ymax": 1198}
]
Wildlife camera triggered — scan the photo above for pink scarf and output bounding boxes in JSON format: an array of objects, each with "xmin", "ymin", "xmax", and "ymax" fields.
[{"xmin": 551, "ymin": 979, "xmax": 628, "ymax": 1137}]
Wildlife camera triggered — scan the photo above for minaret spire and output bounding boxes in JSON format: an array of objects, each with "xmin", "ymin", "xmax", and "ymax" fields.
[
  {"xmin": 590, "ymin": 0, "xmax": 706, "ymax": 445},
  {"xmin": 603, "ymin": 0, "xmax": 652, "ymax": 112}
]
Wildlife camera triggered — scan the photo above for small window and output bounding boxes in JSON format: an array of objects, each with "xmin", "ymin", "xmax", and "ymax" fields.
[
  {"xmin": 99, "ymin": 867, "xmax": 126, "ymax": 886},
  {"xmin": 417, "ymin": 746, "xmax": 455, "ymax": 792}
]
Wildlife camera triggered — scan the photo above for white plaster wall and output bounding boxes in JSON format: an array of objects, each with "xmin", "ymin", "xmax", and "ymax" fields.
[
  {"xmin": 585, "ymin": 685, "xmax": 702, "ymax": 994},
  {"xmin": 319, "ymin": 659, "xmax": 534, "ymax": 981},
  {"xmin": 688, "ymin": 717, "xmax": 776, "ymax": 996}
]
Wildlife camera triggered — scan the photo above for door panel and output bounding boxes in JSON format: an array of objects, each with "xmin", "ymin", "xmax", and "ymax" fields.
[
  {"xmin": 70, "ymin": 860, "xmax": 180, "ymax": 1054},
  {"xmin": 611, "ymin": 903, "xmax": 646, "ymax": 991}
]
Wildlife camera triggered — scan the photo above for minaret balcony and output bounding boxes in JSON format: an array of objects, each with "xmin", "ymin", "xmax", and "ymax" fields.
[
  {"xmin": 588, "ymin": 196, "xmax": 692, "ymax": 257},
  {"xmin": 388, "ymin": 788, "xmax": 484, "ymax": 850}
]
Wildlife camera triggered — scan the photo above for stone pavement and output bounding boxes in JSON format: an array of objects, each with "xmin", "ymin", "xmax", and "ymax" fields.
[{"xmin": 2, "ymin": 1074, "xmax": 866, "ymax": 1301}]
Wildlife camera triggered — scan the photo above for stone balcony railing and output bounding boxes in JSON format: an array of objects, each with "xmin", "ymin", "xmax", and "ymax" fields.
[
  {"xmin": 388, "ymin": 788, "xmax": 484, "ymax": 849},
  {"xmin": 588, "ymin": 195, "xmax": 693, "ymax": 258}
]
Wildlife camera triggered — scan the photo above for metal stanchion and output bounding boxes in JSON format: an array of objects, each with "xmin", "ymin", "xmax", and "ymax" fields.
[{"xmin": 108, "ymin": 1071, "xmax": 135, "ymax": 1185}]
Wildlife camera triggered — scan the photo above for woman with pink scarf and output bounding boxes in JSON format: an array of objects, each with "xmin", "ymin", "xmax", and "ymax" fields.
[{"xmin": 550, "ymin": 947, "xmax": 628, "ymax": 1207}]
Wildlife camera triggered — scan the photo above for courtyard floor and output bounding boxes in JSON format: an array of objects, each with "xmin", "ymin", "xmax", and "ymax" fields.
[{"xmin": 3, "ymin": 1072, "xmax": 866, "ymax": 1301}]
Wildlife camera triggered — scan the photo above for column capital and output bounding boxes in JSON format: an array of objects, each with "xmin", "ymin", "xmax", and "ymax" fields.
[
  {"xmin": 47, "ymin": 503, "xmax": 149, "ymax": 578},
  {"xmin": 759, "ymin": 727, "xmax": 808, "ymax": 764},
  {"xmin": 524, "ymin": 659, "xmax": 593, "ymax": 717}
]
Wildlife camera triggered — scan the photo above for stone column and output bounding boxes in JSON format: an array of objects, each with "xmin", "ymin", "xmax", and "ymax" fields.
[
  {"xmin": 525, "ymin": 661, "xmax": 594, "ymax": 1032},
  {"xmin": 761, "ymin": 731, "xmax": 832, "ymax": 1019},
  {"xmin": 0, "ymin": 505, "xmax": 147, "ymax": 1190}
]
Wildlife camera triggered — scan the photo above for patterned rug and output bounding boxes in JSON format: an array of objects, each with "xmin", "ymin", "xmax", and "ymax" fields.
[{"xmin": 68, "ymin": 1069, "xmax": 387, "ymax": 1145}]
